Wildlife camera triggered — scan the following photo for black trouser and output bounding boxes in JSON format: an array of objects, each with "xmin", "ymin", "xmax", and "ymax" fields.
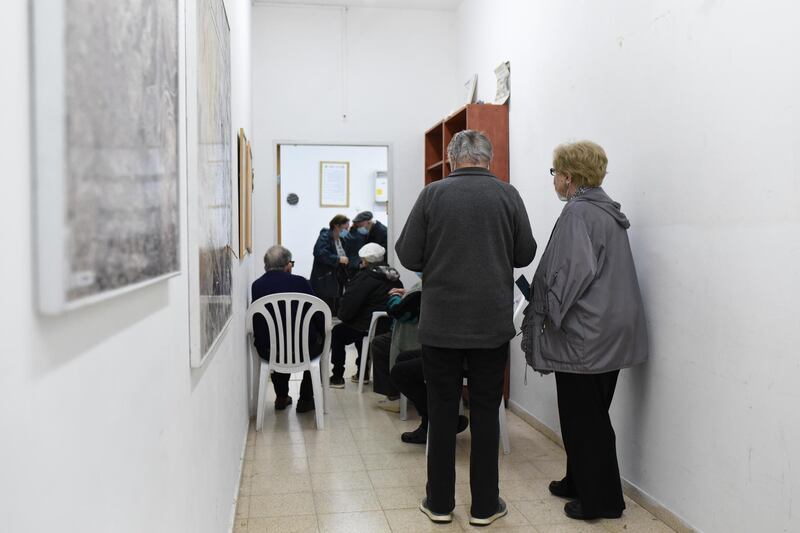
[
  {"xmin": 331, "ymin": 323, "xmax": 366, "ymax": 379},
  {"xmin": 422, "ymin": 343, "xmax": 508, "ymax": 519},
  {"xmin": 390, "ymin": 349, "xmax": 425, "ymax": 420},
  {"xmin": 555, "ymin": 370, "xmax": 625, "ymax": 515},
  {"xmin": 271, "ymin": 370, "xmax": 313, "ymax": 400},
  {"xmin": 371, "ymin": 332, "xmax": 398, "ymax": 397}
]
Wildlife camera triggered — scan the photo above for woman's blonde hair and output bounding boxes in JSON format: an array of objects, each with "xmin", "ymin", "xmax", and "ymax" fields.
[{"xmin": 553, "ymin": 141, "xmax": 608, "ymax": 187}]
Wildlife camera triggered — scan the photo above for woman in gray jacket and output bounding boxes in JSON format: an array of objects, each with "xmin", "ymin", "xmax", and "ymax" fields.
[{"xmin": 522, "ymin": 141, "xmax": 649, "ymax": 521}]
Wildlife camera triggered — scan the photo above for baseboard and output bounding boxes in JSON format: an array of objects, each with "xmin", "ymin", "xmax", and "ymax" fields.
[
  {"xmin": 508, "ymin": 400, "xmax": 699, "ymax": 533},
  {"xmin": 228, "ymin": 423, "xmax": 250, "ymax": 533}
]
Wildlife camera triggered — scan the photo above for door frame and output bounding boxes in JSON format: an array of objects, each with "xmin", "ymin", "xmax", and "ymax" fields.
[{"xmin": 273, "ymin": 140, "xmax": 396, "ymax": 266}]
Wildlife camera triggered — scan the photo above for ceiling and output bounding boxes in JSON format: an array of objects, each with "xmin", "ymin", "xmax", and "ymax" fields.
[{"xmin": 253, "ymin": 0, "xmax": 463, "ymax": 11}]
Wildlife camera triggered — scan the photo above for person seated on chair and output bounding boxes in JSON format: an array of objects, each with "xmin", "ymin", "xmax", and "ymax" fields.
[
  {"xmin": 329, "ymin": 243, "xmax": 403, "ymax": 388},
  {"xmin": 372, "ymin": 278, "xmax": 422, "ymax": 412},
  {"xmin": 252, "ymin": 245, "xmax": 324, "ymax": 413},
  {"xmin": 391, "ymin": 349, "xmax": 469, "ymax": 444}
]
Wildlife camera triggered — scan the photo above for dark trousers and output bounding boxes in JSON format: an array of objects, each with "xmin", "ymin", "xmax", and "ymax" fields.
[
  {"xmin": 555, "ymin": 370, "xmax": 625, "ymax": 515},
  {"xmin": 371, "ymin": 332, "xmax": 398, "ymax": 397},
  {"xmin": 331, "ymin": 323, "xmax": 365, "ymax": 379},
  {"xmin": 390, "ymin": 349, "xmax": 425, "ymax": 420},
  {"xmin": 422, "ymin": 343, "xmax": 508, "ymax": 519},
  {"xmin": 271, "ymin": 370, "xmax": 313, "ymax": 400}
]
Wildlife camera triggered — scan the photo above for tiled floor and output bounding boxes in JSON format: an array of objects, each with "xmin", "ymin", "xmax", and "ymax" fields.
[{"xmin": 234, "ymin": 359, "xmax": 674, "ymax": 533}]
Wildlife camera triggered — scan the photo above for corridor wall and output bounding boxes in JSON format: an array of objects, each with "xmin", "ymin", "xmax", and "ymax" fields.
[
  {"xmin": 455, "ymin": 1, "xmax": 800, "ymax": 532},
  {"xmin": 0, "ymin": 1, "xmax": 254, "ymax": 532},
  {"xmin": 250, "ymin": 3, "xmax": 460, "ymax": 283}
]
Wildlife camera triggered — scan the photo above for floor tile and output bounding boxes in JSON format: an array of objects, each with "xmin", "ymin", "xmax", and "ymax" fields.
[
  {"xmin": 311, "ymin": 470, "xmax": 373, "ymax": 492},
  {"xmin": 513, "ymin": 499, "xmax": 574, "ymax": 527},
  {"xmin": 307, "ymin": 453, "xmax": 365, "ymax": 474},
  {"xmin": 368, "ymin": 467, "xmax": 428, "ymax": 489},
  {"xmin": 250, "ymin": 472, "xmax": 312, "ymax": 495},
  {"xmin": 317, "ymin": 510, "xmax": 392, "ymax": 533},
  {"xmin": 384, "ymin": 508, "xmax": 463, "ymax": 532},
  {"xmin": 361, "ymin": 451, "xmax": 426, "ymax": 471},
  {"xmin": 313, "ymin": 489, "xmax": 382, "ymax": 514},
  {"xmin": 247, "ymin": 515, "xmax": 320, "ymax": 533},
  {"xmin": 249, "ymin": 493, "xmax": 316, "ymax": 517}
]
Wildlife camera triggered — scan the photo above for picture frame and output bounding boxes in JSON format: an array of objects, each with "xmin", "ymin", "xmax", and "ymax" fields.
[{"xmin": 319, "ymin": 160, "xmax": 350, "ymax": 207}]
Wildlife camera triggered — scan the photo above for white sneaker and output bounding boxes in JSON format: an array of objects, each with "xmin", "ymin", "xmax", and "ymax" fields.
[{"xmin": 376, "ymin": 399, "xmax": 400, "ymax": 413}]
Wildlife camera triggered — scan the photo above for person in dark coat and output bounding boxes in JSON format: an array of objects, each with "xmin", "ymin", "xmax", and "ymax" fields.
[
  {"xmin": 329, "ymin": 243, "xmax": 403, "ymax": 388},
  {"xmin": 396, "ymin": 130, "xmax": 537, "ymax": 527},
  {"xmin": 310, "ymin": 214, "xmax": 353, "ymax": 313},
  {"xmin": 251, "ymin": 245, "xmax": 325, "ymax": 413},
  {"xmin": 352, "ymin": 210, "xmax": 388, "ymax": 250},
  {"xmin": 521, "ymin": 141, "xmax": 649, "ymax": 521}
]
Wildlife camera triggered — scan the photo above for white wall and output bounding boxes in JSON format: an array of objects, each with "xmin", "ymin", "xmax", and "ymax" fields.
[
  {"xmin": 280, "ymin": 144, "xmax": 388, "ymax": 279},
  {"xmin": 0, "ymin": 1, "xmax": 253, "ymax": 532},
  {"xmin": 251, "ymin": 3, "xmax": 460, "ymax": 284},
  {"xmin": 457, "ymin": 1, "xmax": 800, "ymax": 532}
]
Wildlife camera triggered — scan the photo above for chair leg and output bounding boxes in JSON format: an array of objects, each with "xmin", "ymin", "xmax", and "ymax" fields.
[
  {"xmin": 256, "ymin": 361, "xmax": 269, "ymax": 432},
  {"xmin": 499, "ymin": 400, "xmax": 510, "ymax": 455},
  {"xmin": 399, "ymin": 394, "xmax": 408, "ymax": 421},
  {"xmin": 357, "ymin": 338, "xmax": 369, "ymax": 394},
  {"xmin": 321, "ymin": 351, "xmax": 330, "ymax": 414},
  {"xmin": 310, "ymin": 367, "xmax": 325, "ymax": 430}
]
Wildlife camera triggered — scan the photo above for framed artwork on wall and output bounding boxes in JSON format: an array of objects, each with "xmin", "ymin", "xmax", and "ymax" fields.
[
  {"xmin": 238, "ymin": 128, "xmax": 249, "ymax": 258},
  {"xmin": 319, "ymin": 161, "xmax": 350, "ymax": 207},
  {"xmin": 32, "ymin": 0, "xmax": 181, "ymax": 314},
  {"xmin": 245, "ymin": 141, "xmax": 254, "ymax": 254},
  {"xmin": 186, "ymin": 0, "xmax": 233, "ymax": 367}
]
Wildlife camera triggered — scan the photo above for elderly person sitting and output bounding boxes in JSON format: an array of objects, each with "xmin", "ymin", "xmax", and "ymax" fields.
[
  {"xmin": 522, "ymin": 141, "xmax": 649, "ymax": 521},
  {"xmin": 329, "ymin": 243, "xmax": 403, "ymax": 388},
  {"xmin": 251, "ymin": 245, "xmax": 325, "ymax": 413}
]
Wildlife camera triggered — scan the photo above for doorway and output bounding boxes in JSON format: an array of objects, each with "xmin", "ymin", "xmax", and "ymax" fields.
[{"xmin": 277, "ymin": 143, "xmax": 391, "ymax": 279}]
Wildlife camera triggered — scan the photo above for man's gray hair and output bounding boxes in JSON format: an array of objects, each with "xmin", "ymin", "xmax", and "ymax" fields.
[
  {"xmin": 264, "ymin": 245, "xmax": 293, "ymax": 271},
  {"xmin": 447, "ymin": 130, "xmax": 493, "ymax": 167}
]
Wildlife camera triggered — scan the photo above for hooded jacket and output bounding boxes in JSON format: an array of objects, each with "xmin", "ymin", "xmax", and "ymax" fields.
[
  {"xmin": 337, "ymin": 263, "xmax": 403, "ymax": 331},
  {"xmin": 522, "ymin": 187, "xmax": 649, "ymax": 374}
]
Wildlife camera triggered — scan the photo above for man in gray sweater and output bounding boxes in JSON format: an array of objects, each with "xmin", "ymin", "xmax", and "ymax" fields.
[{"xmin": 396, "ymin": 130, "xmax": 537, "ymax": 526}]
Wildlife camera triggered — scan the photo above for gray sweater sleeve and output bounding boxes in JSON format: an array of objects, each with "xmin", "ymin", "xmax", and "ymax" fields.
[
  {"xmin": 512, "ymin": 187, "xmax": 537, "ymax": 268},
  {"xmin": 395, "ymin": 189, "xmax": 427, "ymax": 271}
]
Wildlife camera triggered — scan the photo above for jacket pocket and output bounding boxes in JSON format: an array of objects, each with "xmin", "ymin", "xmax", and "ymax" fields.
[{"xmin": 540, "ymin": 312, "xmax": 585, "ymax": 365}]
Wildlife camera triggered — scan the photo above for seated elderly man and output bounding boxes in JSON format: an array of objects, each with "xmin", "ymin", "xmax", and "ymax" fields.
[
  {"xmin": 251, "ymin": 245, "xmax": 324, "ymax": 412},
  {"xmin": 329, "ymin": 243, "xmax": 403, "ymax": 388}
]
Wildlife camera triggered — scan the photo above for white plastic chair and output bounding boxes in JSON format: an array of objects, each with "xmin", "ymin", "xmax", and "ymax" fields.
[
  {"xmin": 357, "ymin": 311, "xmax": 388, "ymax": 393},
  {"xmin": 246, "ymin": 293, "xmax": 332, "ymax": 431}
]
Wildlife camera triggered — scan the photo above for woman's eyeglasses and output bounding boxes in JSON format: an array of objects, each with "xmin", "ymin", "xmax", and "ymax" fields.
[{"xmin": 549, "ymin": 168, "xmax": 557, "ymax": 177}]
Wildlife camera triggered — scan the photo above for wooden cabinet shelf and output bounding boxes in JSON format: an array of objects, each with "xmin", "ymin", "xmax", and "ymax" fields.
[{"xmin": 423, "ymin": 103, "xmax": 509, "ymax": 185}]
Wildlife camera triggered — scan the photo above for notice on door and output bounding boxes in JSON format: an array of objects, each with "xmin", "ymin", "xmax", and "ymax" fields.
[{"xmin": 319, "ymin": 161, "xmax": 350, "ymax": 207}]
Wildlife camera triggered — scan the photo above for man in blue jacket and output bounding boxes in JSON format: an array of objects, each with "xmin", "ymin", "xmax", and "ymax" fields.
[{"xmin": 252, "ymin": 245, "xmax": 324, "ymax": 413}]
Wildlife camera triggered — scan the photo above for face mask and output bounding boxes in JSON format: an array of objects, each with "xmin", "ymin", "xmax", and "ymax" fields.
[
  {"xmin": 357, "ymin": 227, "xmax": 369, "ymax": 236},
  {"xmin": 339, "ymin": 229, "xmax": 348, "ymax": 238},
  {"xmin": 558, "ymin": 193, "xmax": 569, "ymax": 202},
  {"xmin": 415, "ymin": 272, "xmax": 423, "ymax": 279}
]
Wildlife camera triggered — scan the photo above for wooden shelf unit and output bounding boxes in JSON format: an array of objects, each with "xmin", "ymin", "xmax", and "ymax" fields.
[{"xmin": 423, "ymin": 103, "xmax": 509, "ymax": 185}]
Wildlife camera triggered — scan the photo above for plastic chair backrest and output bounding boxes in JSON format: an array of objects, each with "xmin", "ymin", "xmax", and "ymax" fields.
[{"xmin": 246, "ymin": 292, "xmax": 332, "ymax": 373}]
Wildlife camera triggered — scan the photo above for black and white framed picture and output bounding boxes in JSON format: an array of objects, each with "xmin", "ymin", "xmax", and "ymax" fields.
[{"xmin": 32, "ymin": 0, "xmax": 181, "ymax": 314}]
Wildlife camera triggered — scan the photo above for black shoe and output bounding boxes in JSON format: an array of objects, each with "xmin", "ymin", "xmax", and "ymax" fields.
[
  {"xmin": 329, "ymin": 376, "xmax": 345, "ymax": 389},
  {"xmin": 351, "ymin": 371, "xmax": 370, "ymax": 384},
  {"xmin": 469, "ymin": 497, "xmax": 508, "ymax": 526},
  {"xmin": 274, "ymin": 396, "xmax": 293, "ymax": 410},
  {"xmin": 419, "ymin": 498, "xmax": 453, "ymax": 523},
  {"xmin": 549, "ymin": 477, "xmax": 578, "ymax": 499},
  {"xmin": 564, "ymin": 500, "xmax": 623, "ymax": 520},
  {"xmin": 457, "ymin": 415, "xmax": 469, "ymax": 434},
  {"xmin": 401, "ymin": 423, "xmax": 427, "ymax": 444},
  {"xmin": 296, "ymin": 398, "xmax": 315, "ymax": 413}
]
